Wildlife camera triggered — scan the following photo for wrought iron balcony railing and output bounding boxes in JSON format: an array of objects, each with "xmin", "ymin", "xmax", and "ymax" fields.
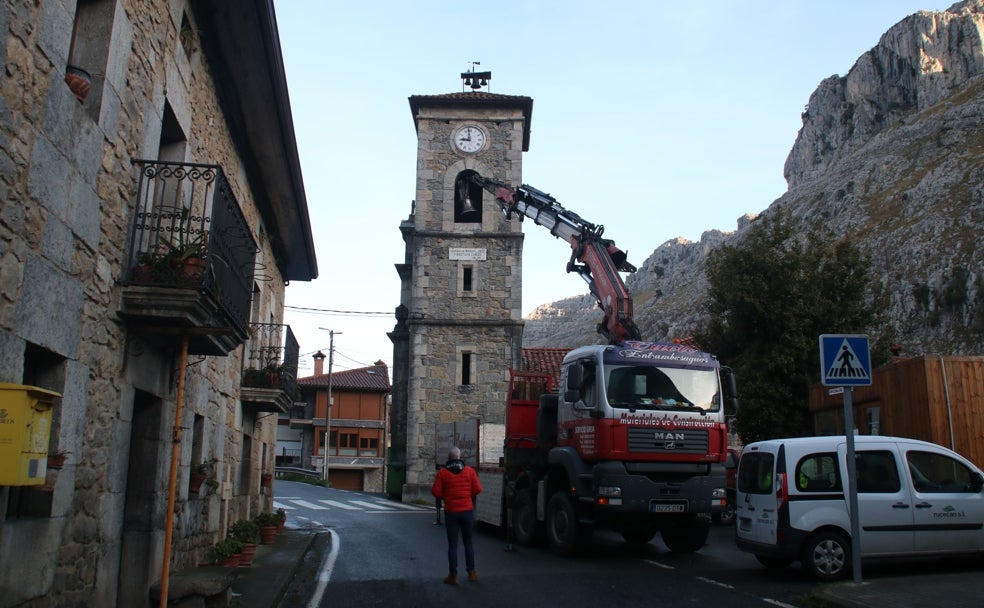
[
  {"xmin": 120, "ymin": 160, "xmax": 258, "ymax": 355},
  {"xmin": 240, "ymin": 323, "xmax": 299, "ymax": 412}
]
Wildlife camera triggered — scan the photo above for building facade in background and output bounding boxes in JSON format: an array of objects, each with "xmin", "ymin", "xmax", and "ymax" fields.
[{"xmin": 0, "ymin": 1, "xmax": 317, "ymax": 605}]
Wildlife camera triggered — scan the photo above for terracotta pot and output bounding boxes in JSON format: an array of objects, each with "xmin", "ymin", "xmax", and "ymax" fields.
[
  {"xmin": 64, "ymin": 65, "xmax": 91, "ymax": 102},
  {"xmin": 259, "ymin": 526, "xmax": 278, "ymax": 545},
  {"xmin": 130, "ymin": 264, "xmax": 153, "ymax": 285},
  {"xmin": 261, "ymin": 473, "xmax": 273, "ymax": 488},
  {"xmin": 47, "ymin": 454, "xmax": 68, "ymax": 469},
  {"xmin": 219, "ymin": 553, "xmax": 241, "ymax": 568},
  {"xmin": 238, "ymin": 543, "xmax": 257, "ymax": 566},
  {"xmin": 189, "ymin": 471, "xmax": 207, "ymax": 494}
]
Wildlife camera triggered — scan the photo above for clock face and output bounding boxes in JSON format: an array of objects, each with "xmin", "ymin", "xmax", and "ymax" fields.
[{"xmin": 453, "ymin": 125, "xmax": 486, "ymax": 153}]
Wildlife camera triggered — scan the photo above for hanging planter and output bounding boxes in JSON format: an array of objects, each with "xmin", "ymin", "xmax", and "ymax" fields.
[{"xmin": 64, "ymin": 65, "xmax": 91, "ymax": 102}]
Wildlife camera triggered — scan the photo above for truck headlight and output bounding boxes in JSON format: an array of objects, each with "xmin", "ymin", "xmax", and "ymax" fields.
[
  {"xmin": 712, "ymin": 488, "xmax": 727, "ymax": 499},
  {"xmin": 598, "ymin": 486, "xmax": 622, "ymax": 497}
]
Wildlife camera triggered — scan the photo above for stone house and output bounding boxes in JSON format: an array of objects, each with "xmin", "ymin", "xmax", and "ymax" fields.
[
  {"xmin": 296, "ymin": 356, "xmax": 392, "ymax": 492},
  {"xmin": 0, "ymin": 1, "xmax": 316, "ymax": 606}
]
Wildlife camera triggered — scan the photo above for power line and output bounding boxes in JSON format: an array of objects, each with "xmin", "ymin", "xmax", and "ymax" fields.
[{"xmin": 285, "ymin": 305, "xmax": 391, "ymax": 317}]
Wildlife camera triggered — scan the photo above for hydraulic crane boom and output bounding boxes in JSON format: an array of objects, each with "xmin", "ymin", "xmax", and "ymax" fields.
[{"xmin": 464, "ymin": 173, "xmax": 642, "ymax": 344}]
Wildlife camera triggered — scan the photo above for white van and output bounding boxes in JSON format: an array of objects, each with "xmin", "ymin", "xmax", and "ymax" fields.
[{"xmin": 735, "ymin": 435, "xmax": 984, "ymax": 580}]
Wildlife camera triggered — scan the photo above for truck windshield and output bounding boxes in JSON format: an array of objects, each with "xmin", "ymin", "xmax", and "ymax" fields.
[{"xmin": 604, "ymin": 364, "xmax": 720, "ymax": 412}]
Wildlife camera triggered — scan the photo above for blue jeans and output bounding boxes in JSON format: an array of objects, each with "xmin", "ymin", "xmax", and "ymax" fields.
[{"xmin": 444, "ymin": 509, "xmax": 475, "ymax": 575}]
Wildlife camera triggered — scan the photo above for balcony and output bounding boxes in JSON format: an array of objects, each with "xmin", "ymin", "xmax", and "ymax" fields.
[
  {"xmin": 240, "ymin": 323, "xmax": 299, "ymax": 413},
  {"xmin": 118, "ymin": 161, "xmax": 258, "ymax": 356}
]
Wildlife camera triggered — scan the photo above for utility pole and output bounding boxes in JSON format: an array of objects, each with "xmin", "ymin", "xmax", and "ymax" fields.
[{"xmin": 320, "ymin": 329, "xmax": 341, "ymax": 483}]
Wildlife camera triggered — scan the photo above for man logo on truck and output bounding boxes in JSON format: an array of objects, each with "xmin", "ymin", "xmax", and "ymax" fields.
[{"xmin": 654, "ymin": 432, "xmax": 685, "ymax": 442}]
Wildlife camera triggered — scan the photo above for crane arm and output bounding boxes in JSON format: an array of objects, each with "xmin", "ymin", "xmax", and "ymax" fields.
[{"xmin": 464, "ymin": 174, "xmax": 642, "ymax": 343}]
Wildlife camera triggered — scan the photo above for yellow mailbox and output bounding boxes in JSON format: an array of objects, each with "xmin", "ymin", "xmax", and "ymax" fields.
[{"xmin": 0, "ymin": 383, "xmax": 61, "ymax": 486}]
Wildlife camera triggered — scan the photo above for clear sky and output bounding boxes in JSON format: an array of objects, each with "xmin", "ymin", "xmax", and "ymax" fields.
[{"xmin": 273, "ymin": 0, "xmax": 954, "ymax": 375}]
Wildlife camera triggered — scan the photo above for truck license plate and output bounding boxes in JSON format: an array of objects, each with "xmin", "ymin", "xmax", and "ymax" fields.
[{"xmin": 650, "ymin": 502, "xmax": 686, "ymax": 513}]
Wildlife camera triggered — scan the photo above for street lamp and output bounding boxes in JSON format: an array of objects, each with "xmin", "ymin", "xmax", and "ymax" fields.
[{"xmin": 319, "ymin": 329, "xmax": 341, "ymax": 482}]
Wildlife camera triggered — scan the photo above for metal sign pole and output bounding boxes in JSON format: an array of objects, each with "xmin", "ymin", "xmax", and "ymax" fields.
[{"xmin": 843, "ymin": 386, "xmax": 862, "ymax": 585}]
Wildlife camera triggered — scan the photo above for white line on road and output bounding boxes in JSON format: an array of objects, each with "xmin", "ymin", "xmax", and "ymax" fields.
[
  {"xmin": 273, "ymin": 501, "xmax": 295, "ymax": 510},
  {"xmin": 762, "ymin": 599, "xmax": 798, "ymax": 608},
  {"xmin": 306, "ymin": 530, "xmax": 338, "ymax": 608},
  {"xmin": 350, "ymin": 500, "xmax": 396, "ymax": 510},
  {"xmin": 371, "ymin": 500, "xmax": 429, "ymax": 511},
  {"xmin": 290, "ymin": 499, "xmax": 328, "ymax": 510},
  {"xmin": 642, "ymin": 559, "xmax": 675, "ymax": 570},
  {"xmin": 696, "ymin": 576, "xmax": 735, "ymax": 589},
  {"xmin": 319, "ymin": 500, "xmax": 360, "ymax": 510}
]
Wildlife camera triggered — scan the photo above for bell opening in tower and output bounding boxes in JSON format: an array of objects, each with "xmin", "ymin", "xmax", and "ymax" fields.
[{"xmin": 454, "ymin": 170, "xmax": 483, "ymax": 223}]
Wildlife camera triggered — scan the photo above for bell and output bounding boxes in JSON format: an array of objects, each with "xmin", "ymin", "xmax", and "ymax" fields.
[{"xmin": 457, "ymin": 196, "xmax": 480, "ymax": 221}]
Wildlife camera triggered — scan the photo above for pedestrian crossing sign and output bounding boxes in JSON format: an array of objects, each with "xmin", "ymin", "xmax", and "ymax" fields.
[{"xmin": 819, "ymin": 334, "xmax": 872, "ymax": 386}]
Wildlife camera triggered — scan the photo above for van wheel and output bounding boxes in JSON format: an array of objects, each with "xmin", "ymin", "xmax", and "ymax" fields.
[
  {"xmin": 660, "ymin": 518, "xmax": 709, "ymax": 553},
  {"xmin": 546, "ymin": 491, "xmax": 586, "ymax": 556},
  {"xmin": 513, "ymin": 489, "xmax": 540, "ymax": 546},
  {"xmin": 801, "ymin": 530, "xmax": 850, "ymax": 581},
  {"xmin": 755, "ymin": 555, "xmax": 792, "ymax": 571}
]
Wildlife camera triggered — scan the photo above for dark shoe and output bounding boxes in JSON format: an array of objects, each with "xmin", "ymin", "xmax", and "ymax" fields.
[
  {"xmin": 443, "ymin": 575, "xmax": 457, "ymax": 585},
  {"xmin": 468, "ymin": 571, "xmax": 478, "ymax": 582}
]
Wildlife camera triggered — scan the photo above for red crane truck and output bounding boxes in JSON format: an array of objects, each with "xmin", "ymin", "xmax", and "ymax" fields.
[{"xmin": 462, "ymin": 173, "xmax": 738, "ymax": 555}]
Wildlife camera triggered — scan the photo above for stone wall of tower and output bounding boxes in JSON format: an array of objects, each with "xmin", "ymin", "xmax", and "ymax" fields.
[{"xmin": 400, "ymin": 98, "xmax": 529, "ymax": 501}]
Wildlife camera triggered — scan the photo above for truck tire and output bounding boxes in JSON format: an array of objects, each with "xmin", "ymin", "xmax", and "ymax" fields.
[
  {"xmin": 546, "ymin": 491, "xmax": 586, "ymax": 556},
  {"xmin": 660, "ymin": 518, "xmax": 709, "ymax": 553},
  {"xmin": 513, "ymin": 488, "xmax": 540, "ymax": 546},
  {"xmin": 801, "ymin": 530, "xmax": 850, "ymax": 582}
]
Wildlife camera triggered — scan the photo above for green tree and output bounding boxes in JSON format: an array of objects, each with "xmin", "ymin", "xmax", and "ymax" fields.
[{"xmin": 696, "ymin": 209, "xmax": 889, "ymax": 444}]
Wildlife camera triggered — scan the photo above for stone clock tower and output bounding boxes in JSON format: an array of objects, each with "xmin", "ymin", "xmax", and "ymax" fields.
[{"xmin": 389, "ymin": 73, "xmax": 533, "ymax": 501}]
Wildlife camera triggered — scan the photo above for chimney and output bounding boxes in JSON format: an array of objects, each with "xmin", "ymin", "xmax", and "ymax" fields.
[{"xmin": 313, "ymin": 350, "xmax": 327, "ymax": 376}]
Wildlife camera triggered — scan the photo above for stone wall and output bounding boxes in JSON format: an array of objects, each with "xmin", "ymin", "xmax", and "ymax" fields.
[{"xmin": 0, "ymin": 2, "xmax": 288, "ymax": 606}]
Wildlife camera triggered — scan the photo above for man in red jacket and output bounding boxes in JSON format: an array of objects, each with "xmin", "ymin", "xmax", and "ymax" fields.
[{"xmin": 432, "ymin": 446, "xmax": 483, "ymax": 585}]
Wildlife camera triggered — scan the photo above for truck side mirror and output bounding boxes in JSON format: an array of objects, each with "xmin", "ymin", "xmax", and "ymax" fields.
[
  {"xmin": 564, "ymin": 362, "xmax": 584, "ymax": 404},
  {"xmin": 721, "ymin": 366, "xmax": 739, "ymax": 416}
]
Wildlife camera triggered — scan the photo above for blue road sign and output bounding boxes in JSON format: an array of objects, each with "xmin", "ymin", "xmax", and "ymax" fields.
[{"xmin": 819, "ymin": 334, "xmax": 872, "ymax": 386}]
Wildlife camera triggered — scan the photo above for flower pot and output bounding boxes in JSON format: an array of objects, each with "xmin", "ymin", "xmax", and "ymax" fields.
[
  {"xmin": 219, "ymin": 553, "xmax": 241, "ymax": 568},
  {"xmin": 259, "ymin": 526, "xmax": 278, "ymax": 545},
  {"xmin": 189, "ymin": 471, "xmax": 207, "ymax": 494},
  {"xmin": 238, "ymin": 543, "xmax": 257, "ymax": 566},
  {"xmin": 64, "ymin": 65, "xmax": 91, "ymax": 102},
  {"xmin": 130, "ymin": 264, "xmax": 154, "ymax": 285},
  {"xmin": 47, "ymin": 454, "xmax": 68, "ymax": 469},
  {"xmin": 261, "ymin": 473, "xmax": 273, "ymax": 488}
]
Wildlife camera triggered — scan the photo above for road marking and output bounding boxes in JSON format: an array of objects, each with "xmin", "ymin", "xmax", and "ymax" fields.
[
  {"xmin": 290, "ymin": 499, "xmax": 328, "ymax": 510},
  {"xmin": 696, "ymin": 576, "xmax": 734, "ymax": 589},
  {"xmin": 762, "ymin": 599, "xmax": 798, "ymax": 608},
  {"xmin": 372, "ymin": 500, "xmax": 430, "ymax": 511},
  {"xmin": 273, "ymin": 500, "xmax": 295, "ymax": 510},
  {"xmin": 319, "ymin": 499, "xmax": 361, "ymax": 510},
  {"xmin": 306, "ymin": 530, "xmax": 338, "ymax": 608},
  {"xmin": 350, "ymin": 500, "xmax": 397, "ymax": 510},
  {"xmin": 642, "ymin": 559, "xmax": 675, "ymax": 570}
]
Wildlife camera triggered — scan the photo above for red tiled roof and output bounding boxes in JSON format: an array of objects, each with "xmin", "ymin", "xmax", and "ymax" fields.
[
  {"xmin": 298, "ymin": 361, "xmax": 391, "ymax": 392},
  {"xmin": 520, "ymin": 348, "xmax": 571, "ymax": 390}
]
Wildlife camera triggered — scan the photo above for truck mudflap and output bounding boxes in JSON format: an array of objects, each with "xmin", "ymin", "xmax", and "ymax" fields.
[{"xmin": 591, "ymin": 461, "xmax": 718, "ymax": 516}]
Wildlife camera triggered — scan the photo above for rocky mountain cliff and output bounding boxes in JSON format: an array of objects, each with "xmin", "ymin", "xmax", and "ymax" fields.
[{"xmin": 524, "ymin": 0, "xmax": 984, "ymax": 356}]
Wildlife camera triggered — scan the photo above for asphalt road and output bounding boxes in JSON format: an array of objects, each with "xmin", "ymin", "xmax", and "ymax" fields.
[{"xmin": 273, "ymin": 481, "xmax": 827, "ymax": 608}]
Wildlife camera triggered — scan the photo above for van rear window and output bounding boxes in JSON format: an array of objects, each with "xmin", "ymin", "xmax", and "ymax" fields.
[
  {"xmin": 795, "ymin": 453, "xmax": 841, "ymax": 492},
  {"xmin": 737, "ymin": 452, "xmax": 774, "ymax": 494}
]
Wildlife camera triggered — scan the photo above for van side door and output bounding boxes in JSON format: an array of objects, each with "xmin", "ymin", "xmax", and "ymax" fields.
[
  {"xmin": 906, "ymin": 448, "xmax": 984, "ymax": 553},
  {"xmin": 850, "ymin": 447, "xmax": 914, "ymax": 556}
]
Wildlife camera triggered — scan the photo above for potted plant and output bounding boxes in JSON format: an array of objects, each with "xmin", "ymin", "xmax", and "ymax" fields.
[
  {"xmin": 189, "ymin": 458, "xmax": 216, "ymax": 495},
  {"xmin": 206, "ymin": 537, "xmax": 244, "ymax": 567},
  {"xmin": 229, "ymin": 519, "xmax": 260, "ymax": 566},
  {"xmin": 129, "ymin": 251, "xmax": 158, "ymax": 285},
  {"xmin": 275, "ymin": 507, "xmax": 287, "ymax": 532},
  {"xmin": 255, "ymin": 512, "xmax": 280, "ymax": 544}
]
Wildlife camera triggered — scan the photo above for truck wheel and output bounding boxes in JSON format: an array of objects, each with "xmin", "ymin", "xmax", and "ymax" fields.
[
  {"xmin": 801, "ymin": 530, "xmax": 850, "ymax": 582},
  {"xmin": 660, "ymin": 518, "xmax": 709, "ymax": 553},
  {"xmin": 546, "ymin": 491, "xmax": 585, "ymax": 556},
  {"xmin": 513, "ymin": 489, "xmax": 540, "ymax": 546}
]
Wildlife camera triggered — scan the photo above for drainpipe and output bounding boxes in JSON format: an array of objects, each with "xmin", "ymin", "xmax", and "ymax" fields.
[{"xmin": 939, "ymin": 356, "xmax": 954, "ymax": 450}]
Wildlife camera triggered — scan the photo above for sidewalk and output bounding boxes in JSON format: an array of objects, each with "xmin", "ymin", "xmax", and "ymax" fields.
[
  {"xmin": 813, "ymin": 571, "xmax": 984, "ymax": 608},
  {"xmin": 231, "ymin": 528, "xmax": 328, "ymax": 608}
]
